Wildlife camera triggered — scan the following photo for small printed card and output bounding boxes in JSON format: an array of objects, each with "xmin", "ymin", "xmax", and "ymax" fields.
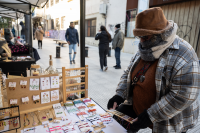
[
  {"xmin": 50, "ymin": 76, "xmax": 59, "ymax": 88},
  {"xmin": 22, "ymin": 97, "xmax": 29, "ymax": 103},
  {"xmin": 20, "ymin": 80, "xmax": 27, "ymax": 85},
  {"xmin": 40, "ymin": 77, "xmax": 50, "ymax": 90},
  {"xmin": 41, "ymin": 91, "xmax": 50, "ymax": 104},
  {"xmin": 53, "ymin": 103, "xmax": 62, "ymax": 109},
  {"xmin": 10, "ymin": 99, "xmax": 17, "ymax": 104},
  {"xmin": 9, "ymin": 82, "xmax": 16, "ymax": 87},
  {"xmin": 51, "ymin": 90, "xmax": 59, "ymax": 101},
  {"xmin": 33, "ymin": 95, "xmax": 40, "ymax": 101},
  {"xmin": 30, "ymin": 79, "xmax": 39, "ymax": 90}
]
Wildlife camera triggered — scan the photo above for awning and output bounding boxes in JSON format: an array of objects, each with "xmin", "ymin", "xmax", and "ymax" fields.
[{"xmin": 0, "ymin": 0, "xmax": 48, "ymax": 19}]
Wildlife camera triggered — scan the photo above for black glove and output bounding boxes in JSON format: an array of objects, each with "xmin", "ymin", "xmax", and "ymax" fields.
[
  {"xmin": 107, "ymin": 95, "xmax": 124, "ymax": 109},
  {"xmin": 128, "ymin": 110, "xmax": 152, "ymax": 132}
]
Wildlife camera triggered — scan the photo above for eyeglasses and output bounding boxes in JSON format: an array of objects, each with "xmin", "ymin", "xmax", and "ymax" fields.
[{"xmin": 135, "ymin": 36, "xmax": 149, "ymax": 40}]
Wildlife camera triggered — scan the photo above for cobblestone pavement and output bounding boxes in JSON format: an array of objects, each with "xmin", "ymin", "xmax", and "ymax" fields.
[{"xmin": 34, "ymin": 38, "xmax": 200, "ymax": 133}]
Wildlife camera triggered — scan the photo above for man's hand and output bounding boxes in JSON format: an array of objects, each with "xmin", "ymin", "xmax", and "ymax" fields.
[
  {"xmin": 67, "ymin": 41, "xmax": 70, "ymax": 45},
  {"xmin": 107, "ymin": 95, "xmax": 124, "ymax": 110},
  {"xmin": 78, "ymin": 44, "xmax": 79, "ymax": 47},
  {"xmin": 109, "ymin": 102, "xmax": 118, "ymax": 110}
]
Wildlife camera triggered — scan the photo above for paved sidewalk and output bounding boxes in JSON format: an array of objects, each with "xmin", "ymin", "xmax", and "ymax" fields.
[{"xmin": 33, "ymin": 38, "xmax": 200, "ymax": 133}]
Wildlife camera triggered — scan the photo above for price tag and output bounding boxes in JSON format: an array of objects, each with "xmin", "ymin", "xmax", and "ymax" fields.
[
  {"xmin": 22, "ymin": 97, "xmax": 29, "ymax": 102},
  {"xmin": 33, "ymin": 95, "xmax": 40, "ymax": 101},
  {"xmin": 10, "ymin": 99, "xmax": 17, "ymax": 104},
  {"xmin": 20, "ymin": 80, "xmax": 27, "ymax": 85},
  {"xmin": 9, "ymin": 82, "xmax": 16, "ymax": 87}
]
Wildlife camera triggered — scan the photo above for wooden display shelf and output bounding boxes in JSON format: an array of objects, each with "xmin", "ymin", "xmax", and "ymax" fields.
[
  {"xmin": 20, "ymin": 105, "xmax": 53, "ymax": 115},
  {"xmin": 65, "ymin": 82, "xmax": 85, "ymax": 87},
  {"xmin": 65, "ymin": 67, "xmax": 86, "ymax": 71},
  {"xmin": 62, "ymin": 65, "xmax": 88, "ymax": 103},
  {"xmin": 65, "ymin": 75, "xmax": 85, "ymax": 79},
  {"xmin": 66, "ymin": 89, "xmax": 86, "ymax": 94},
  {"xmin": 5, "ymin": 74, "xmax": 60, "ymax": 112}
]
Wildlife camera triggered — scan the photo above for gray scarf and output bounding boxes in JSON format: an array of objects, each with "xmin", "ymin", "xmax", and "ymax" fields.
[{"xmin": 139, "ymin": 21, "xmax": 178, "ymax": 61}]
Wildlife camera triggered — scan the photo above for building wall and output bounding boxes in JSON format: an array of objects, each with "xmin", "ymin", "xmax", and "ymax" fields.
[
  {"xmin": 106, "ymin": 0, "xmax": 137, "ymax": 54},
  {"xmin": 159, "ymin": 0, "xmax": 200, "ymax": 57},
  {"xmin": 85, "ymin": 0, "xmax": 105, "ymax": 47},
  {"xmin": 106, "ymin": 0, "xmax": 127, "ymax": 34},
  {"xmin": 44, "ymin": 0, "xmax": 80, "ymax": 30}
]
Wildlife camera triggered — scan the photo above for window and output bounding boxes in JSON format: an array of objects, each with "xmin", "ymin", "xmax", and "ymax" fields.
[
  {"xmin": 46, "ymin": 1, "xmax": 49, "ymax": 8},
  {"xmin": 61, "ymin": 16, "xmax": 65, "ymax": 29},
  {"xmin": 55, "ymin": 0, "xmax": 59, "ymax": 4},
  {"xmin": 74, "ymin": 21, "xmax": 78, "ymax": 25},
  {"xmin": 85, "ymin": 19, "xmax": 96, "ymax": 37},
  {"xmin": 51, "ymin": 19, "xmax": 54, "ymax": 29},
  {"xmin": 51, "ymin": 0, "xmax": 54, "ymax": 6},
  {"xmin": 125, "ymin": 9, "xmax": 137, "ymax": 37},
  {"xmin": 55, "ymin": 18, "xmax": 59, "ymax": 29}
]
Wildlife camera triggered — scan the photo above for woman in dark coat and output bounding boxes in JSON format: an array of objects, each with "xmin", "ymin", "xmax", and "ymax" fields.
[
  {"xmin": 95, "ymin": 26, "xmax": 111, "ymax": 71},
  {"xmin": 4, "ymin": 29, "xmax": 13, "ymax": 46}
]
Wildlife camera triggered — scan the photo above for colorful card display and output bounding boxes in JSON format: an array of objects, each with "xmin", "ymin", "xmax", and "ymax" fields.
[
  {"xmin": 41, "ymin": 91, "xmax": 50, "ymax": 104},
  {"xmin": 51, "ymin": 90, "xmax": 59, "ymax": 101},
  {"xmin": 50, "ymin": 76, "xmax": 59, "ymax": 88},
  {"xmin": 40, "ymin": 77, "xmax": 50, "ymax": 90},
  {"xmin": 30, "ymin": 79, "xmax": 39, "ymax": 90}
]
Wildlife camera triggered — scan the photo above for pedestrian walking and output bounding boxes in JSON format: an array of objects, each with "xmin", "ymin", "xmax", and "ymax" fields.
[
  {"xmin": 107, "ymin": 7, "xmax": 200, "ymax": 133},
  {"xmin": 20, "ymin": 21, "xmax": 25, "ymax": 41},
  {"xmin": 34, "ymin": 26, "xmax": 44, "ymax": 49},
  {"xmin": 33, "ymin": 26, "xmax": 36, "ymax": 40},
  {"xmin": 112, "ymin": 24, "xmax": 124, "ymax": 69},
  {"xmin": 95, "ymin": 26, "xmax": 111, "ymax": 71},
  {"xmin": 65, "ymin": 22, "xmax": 79, "ymax": 64}
]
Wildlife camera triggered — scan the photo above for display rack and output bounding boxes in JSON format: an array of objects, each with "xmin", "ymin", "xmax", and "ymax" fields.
[
  {"xmin": 0, "ymin": 106, "xmax": 21, "ymax": 133},
  {"xmin": 62, "ymin": 65, "xmax": 88, "ymax": 103},
  {"xmin": 5, "ymin": 74, "xmax": 60, "ymax": 115}
]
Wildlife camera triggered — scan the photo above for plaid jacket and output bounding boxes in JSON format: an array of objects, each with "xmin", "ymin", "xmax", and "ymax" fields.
[{"xmin": 116, "ymin": 37, "xmax": 200, "ymax": 133}]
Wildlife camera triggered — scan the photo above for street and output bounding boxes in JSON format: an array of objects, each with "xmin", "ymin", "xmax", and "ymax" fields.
[{"xmin": 34, "ymin": 38, "xmax": 200, "ymax": 133}]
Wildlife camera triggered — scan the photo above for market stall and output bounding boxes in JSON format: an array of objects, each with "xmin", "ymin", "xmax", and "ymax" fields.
[
  {"xmin": 0, "ymin": 62, "xmax": 130, "ymax": 133},
  {"xmin": 0, "ymin": 0, "xmax": 47, "ymax": 76}
]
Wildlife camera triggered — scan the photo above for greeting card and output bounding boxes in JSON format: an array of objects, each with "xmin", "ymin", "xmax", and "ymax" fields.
[
  {"xmin": 20, "ymin": 80, "xmax": 27, "ymax": 85},
  {"xmin": 33, "ymin": 95, "xmax": 40, "ymax": 101},
  {"xmin": 9, "ymin": 82, "xmax": 16, "ymax": 87},
  {"xmin": 10, "ymin": 99, "xmax": 17, "ymax": 104},
  {"xmin": 50, "ymin": 76, "xmax": 59, "ymax": 88},
  {"xmin": 41, "ymin": 91, "xmax": 50, "ymax": 104},
  {"xmin": 51, "ymin": 90, "xmax": 59, "ymax": 101},
  {"xmin": 29, "ymin": 79, "xmax": 39, "ymax": 91},
  {"xmin": 40, "ymin": 77, "xmax": 50, "ymax": 90},
  {"xmin": 22, "ymin": 96, "xmax": 29, "ymax": 104}
]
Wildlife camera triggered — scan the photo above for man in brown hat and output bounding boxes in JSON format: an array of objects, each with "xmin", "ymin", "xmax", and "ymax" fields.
[{"xmin": 107, "ymin": 7, "xmax": 200, "ymax": 133}]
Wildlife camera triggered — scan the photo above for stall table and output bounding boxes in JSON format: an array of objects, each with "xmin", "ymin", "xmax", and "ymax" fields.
[{"xmin": 0, "ymin": 58, "xmax": 35, "ymax": 77}]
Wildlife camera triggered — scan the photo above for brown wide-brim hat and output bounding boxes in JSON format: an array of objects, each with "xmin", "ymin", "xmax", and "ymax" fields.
[{"xmin": 133, "ymin": 7, "xmax": 172, "ymax": 37}]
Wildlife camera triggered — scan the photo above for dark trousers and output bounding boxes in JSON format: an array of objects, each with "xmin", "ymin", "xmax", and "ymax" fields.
[
  {"xmin": 38, "ymin": 40, "xmax": 42, "ymax": 48},
  {"xmin": 99, "ymin": 48, "xmax": 108, "ymax": 70},
  {"xmin": 115, "ymin": 47, "xmax": 121, "ymax": 67}
]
